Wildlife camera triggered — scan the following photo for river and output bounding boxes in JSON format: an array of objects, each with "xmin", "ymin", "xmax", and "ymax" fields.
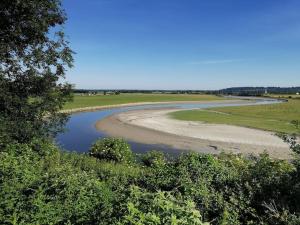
[{"xmin": 56, "ymin": 97, "xmax": 281, "ymax": 155}]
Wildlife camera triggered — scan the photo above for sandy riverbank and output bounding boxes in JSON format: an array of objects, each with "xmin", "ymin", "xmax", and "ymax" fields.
[{"xmin": 96, "ymin": 108, "xmax": 292, "ymax": 159}]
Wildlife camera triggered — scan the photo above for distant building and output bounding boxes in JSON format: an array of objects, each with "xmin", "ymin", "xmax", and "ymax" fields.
[
  {"xmin": 264, "ymin": 88, "xmax": 268, "ymax": 94},
  {"xmin": 297, "ymin": 92, "xmax": 299, "ymax": 95}
]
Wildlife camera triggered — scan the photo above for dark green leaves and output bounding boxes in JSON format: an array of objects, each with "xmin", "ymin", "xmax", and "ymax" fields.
[{"xmin": 0, "ymin": 0, "xmax": 74, "ymax": 144}]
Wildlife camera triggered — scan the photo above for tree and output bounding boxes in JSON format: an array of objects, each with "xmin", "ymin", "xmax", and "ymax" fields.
[{"xmin": 0, "ymin": 0, "xmax": 74, "ymax": 145}]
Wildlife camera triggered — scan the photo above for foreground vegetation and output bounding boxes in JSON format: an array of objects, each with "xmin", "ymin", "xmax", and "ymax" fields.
[
  {"xmin": 64, "ymin": 94, "xmax": 224, "ymax": 110},
  {"xmin": 1, "ymin": 137, "xmax": 300, "ymax": 224},
  {"xmin": 170, "ymin": 99, "xmax": 300, "ymax": 134}
]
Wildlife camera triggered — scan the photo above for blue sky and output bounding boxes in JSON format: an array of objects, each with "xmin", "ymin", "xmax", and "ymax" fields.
[{"xmin": 63, "ymin": 0, "xmax": 300, "ymax": 90}]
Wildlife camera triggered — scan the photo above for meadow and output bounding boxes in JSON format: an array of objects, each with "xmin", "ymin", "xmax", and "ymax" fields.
[
  {"xmin": 170, "ymin": 99, "xmax": 300, "ymax": 134},
  {"xmin": 64, "ymin": 93, "xmax": 224, "ymax": 110},
  {"xmin": 265, "ymin": 94, "xmax": 300, "ymax": 99}
]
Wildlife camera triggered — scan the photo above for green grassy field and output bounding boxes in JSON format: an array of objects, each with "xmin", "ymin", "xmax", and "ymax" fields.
[
  {"xmin": 265, "ymin": 94, "xmax": 300, "ymax": 99},
  {"xmin": 170, "ymin": 99, "xmax": 300, "ymax": 134},
  {"xmin": 64, "ymin": 94, "xmax": 224, "ymax": 110}
]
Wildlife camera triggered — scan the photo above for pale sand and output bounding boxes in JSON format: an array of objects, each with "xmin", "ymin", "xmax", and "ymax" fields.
[{"xmin": 96, "ymin": 108, "xmax": 292, "ymax": 159}]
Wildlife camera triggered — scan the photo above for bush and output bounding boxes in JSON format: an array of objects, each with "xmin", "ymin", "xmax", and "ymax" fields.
[
  {"xmin": 2, "ymin": 138, "xmax": 300, "ymax": 224},
  {"xmin": 139, "ymin": 151, "xmax": 300, "ymax": 224},
  {"xmin": 141, "ymin": 150, "xmax": 166, "ymax": 167},
  {"xmin": 0, "ymin": 142, "xmax": 115, "ymax": 225},
  {"xmin": 120, "ymin": 186, "xmax": 208, "ymax": 225},
  {"xmin": 90, "ymin": 138, "xmax": 134, "ymax": 163}
]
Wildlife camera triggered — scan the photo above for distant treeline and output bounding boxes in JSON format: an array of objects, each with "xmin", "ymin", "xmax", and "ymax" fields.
[
  {"xmin": 217, "ymin": 87, "xmax": 300, "ymax": 96},
  {"xmin": 74, "ymin": 89, "xmax": 207, "ymax": 95},
  {"xmin": 74, "ymin": 87, "xmax": 300, "ymax": 96}
]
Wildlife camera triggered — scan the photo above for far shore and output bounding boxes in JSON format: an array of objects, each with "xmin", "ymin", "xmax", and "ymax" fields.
[
  {"xmin": 95, "ymin": 108, "xmax": 292, "ymax": 159},
  {"xmin": 60, "ymin": 99, "xmax": 241, "ymax": 114}
]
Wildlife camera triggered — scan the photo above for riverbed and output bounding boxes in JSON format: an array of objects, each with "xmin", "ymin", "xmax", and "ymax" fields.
[{"xmin": 56, "ymin": 97, "xmax": 286, "ymax": 156}]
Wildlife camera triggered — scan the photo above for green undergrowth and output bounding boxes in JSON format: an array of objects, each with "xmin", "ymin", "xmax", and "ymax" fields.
[{"xmin": 1, "ymin": 138, "xmax": 300, "ymax": 224}]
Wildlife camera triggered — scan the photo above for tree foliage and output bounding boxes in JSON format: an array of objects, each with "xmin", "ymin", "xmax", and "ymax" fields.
[{"xmin": 0, "ymin": 0, "xmax": 73, "ymax": 145}]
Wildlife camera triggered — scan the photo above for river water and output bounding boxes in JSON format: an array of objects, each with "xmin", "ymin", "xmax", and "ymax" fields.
[{"xmin": 56, "ymin": 97, "xmax": 281, "ymax": 155}]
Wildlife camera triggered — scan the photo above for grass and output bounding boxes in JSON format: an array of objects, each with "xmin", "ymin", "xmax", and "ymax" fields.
[
  {"xmin": 170, "ymin": 99, "xmax": 300, "ymax": 134},
  {"xmin": 64, "ymin": 94, "xmax": 224, "ymax": 110},
  {"xmin": 265, "ymin": 94, "xmax": 300, "ymax": 99}
]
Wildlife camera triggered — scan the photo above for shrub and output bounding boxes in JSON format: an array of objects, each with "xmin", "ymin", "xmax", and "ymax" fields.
[
  {"xmin": 2, "ymin": 139, "xmax": 300, "ymax": 224},
  {"xmin": 141, "ymin": 150, "xmax": 166, "ymax": 167},
  {"xmin": 90, "ymin": 138, "xmax": 133, "ymax": 163},
  {"xmin": 0, "ymin": 142, "xmax": 115, "ymax": 225},
  {"xmin": 119, "ymin": 186, "xmax": 208, "ymax": 225}
]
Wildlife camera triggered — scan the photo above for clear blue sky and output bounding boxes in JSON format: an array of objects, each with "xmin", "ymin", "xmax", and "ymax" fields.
[{"xmin": 63, "ymin": 0, "xmax": 300, "ymax": 90}]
